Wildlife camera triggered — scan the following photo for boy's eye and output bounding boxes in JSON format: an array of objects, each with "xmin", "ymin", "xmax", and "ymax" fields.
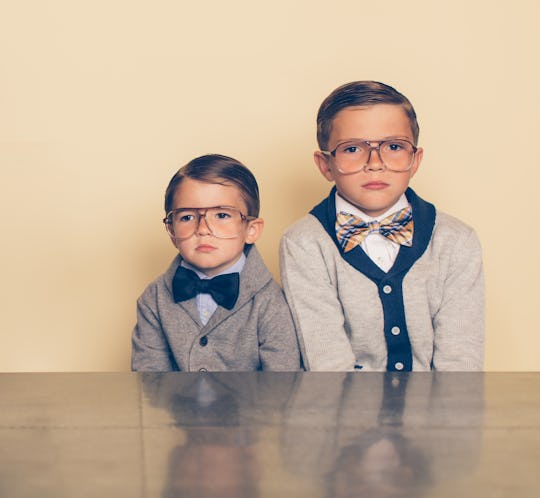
[
  {"xmin": 210, "ymin": 209, "xmax": 235, "ymax": 222},
  {"xmin": 175, "ymin": 212, "xmax": 196, "ymax": 223},
  {"xmin": 340, "ymin": 143, "xmax": 364, "ymax": 154},
  {"xmin": 383, "ymin": 141, "xmax": 411, "ymax": 153},
  {"xmin": 386, "ymin": 142, "xmax": 403, "ymax": 151},
  {"xmin": 215, "ymin": 211, "xmax": 232, "ymax": 219}
]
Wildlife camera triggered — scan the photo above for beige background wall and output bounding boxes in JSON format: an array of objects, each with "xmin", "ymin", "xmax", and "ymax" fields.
[{"xmin": 0, "ymin": 0, "xmax": 538, "ymax": 371}]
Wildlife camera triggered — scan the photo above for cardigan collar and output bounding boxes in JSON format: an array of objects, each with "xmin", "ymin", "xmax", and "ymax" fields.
[
  {"xmin": 310, "ymin": 186, "xmax": 436, "ymax": 281},
  {"xmin": 164, "ymin": 245, "xmax": 272, "ymax": 326}
]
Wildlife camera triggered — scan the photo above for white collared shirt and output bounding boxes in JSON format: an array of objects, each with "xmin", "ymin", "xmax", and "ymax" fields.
[
  {"xmin": 335, "ymin": 193, "xmax": 410, "ymax": 273},
  {"xmin": 181, "ymin": 253, "xmax": 246, "ymax": 325}
]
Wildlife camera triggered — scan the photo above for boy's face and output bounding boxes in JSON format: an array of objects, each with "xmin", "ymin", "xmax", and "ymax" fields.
[
  {"xmin": 169, "ymin": 178, "xmax": 263, "ymax": 277},
  {"xmin": 314, "ymin": 104, "xmax": 423, "ymax": 217}
]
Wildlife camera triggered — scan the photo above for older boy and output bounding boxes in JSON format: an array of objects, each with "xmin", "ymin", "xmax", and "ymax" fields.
[{"xmin": 280, "ymin": 81, "xmax": 484, "ymax": 371}]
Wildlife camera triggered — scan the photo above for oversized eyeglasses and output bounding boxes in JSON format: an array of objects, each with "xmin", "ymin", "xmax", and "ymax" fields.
[
  {"xmin": 321, "ymin": 139, "xmax": 418, "ymax": 174},
  {"xmin": 163, "ymin": 206, "xmax": 256, "ymax": 240}
]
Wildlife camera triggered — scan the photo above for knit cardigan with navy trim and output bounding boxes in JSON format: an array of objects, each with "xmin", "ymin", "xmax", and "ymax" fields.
[{"xmin": 280, "ymin": 187, "xmax": 484, "ymax": 371}]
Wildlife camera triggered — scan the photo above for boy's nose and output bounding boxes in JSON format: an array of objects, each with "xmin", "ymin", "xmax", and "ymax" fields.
[
  {"xmin": 364, "ymin": 148, "xmax": 385, "ymax": 171},
  {"xmin": 196, "ymin": 214, "xmax": 212, "ymax": 235}
]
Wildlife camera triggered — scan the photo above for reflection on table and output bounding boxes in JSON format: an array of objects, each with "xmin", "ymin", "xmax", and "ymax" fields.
[{"xmin": 0, "ymin": 372, "xmax": 539, "ymax": 497}]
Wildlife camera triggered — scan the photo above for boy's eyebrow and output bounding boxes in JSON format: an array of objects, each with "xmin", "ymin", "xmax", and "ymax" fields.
[
  {"xmin": 170, "ymin": 205, "xmax": 238, "ymax": 211},
  {"xmin": 324, "ymin": 136, "xmax": 414, "ymax": 150},
  {"xmin": 337, "ymin": 135, "xmax": 413, "ymax": 142}
]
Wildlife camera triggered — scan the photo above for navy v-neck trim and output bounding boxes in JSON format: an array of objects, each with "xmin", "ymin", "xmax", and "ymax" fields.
[
  {"xmin": 309, "ymin": 186, "xmax": 436, "ymax": 372},
  {"xmin": 310, "ymin": 186, "xmax": 436, "ymax": 281}
]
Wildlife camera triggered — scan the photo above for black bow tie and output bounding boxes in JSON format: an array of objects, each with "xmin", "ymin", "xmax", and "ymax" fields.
[{"xmin": 172, "ymin": 266, "xmax": 240, "ymax": 310}]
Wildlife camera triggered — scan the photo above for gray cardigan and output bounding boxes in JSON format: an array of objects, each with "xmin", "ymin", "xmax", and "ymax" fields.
[
  {"xmin": 280, "ymin": 188, "xmax": 485, "ymax": 371},
  {"xmin": 132, "ymin": 246, "xmax": 301, "ymax": 371}
]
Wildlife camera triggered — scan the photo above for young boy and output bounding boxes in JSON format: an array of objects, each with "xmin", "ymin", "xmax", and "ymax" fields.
[
  {"xmin": 280, "ymin": 81, "xmax": 485, "ymax": 371},
  {"xmin": 132, "ymin": 154, "xmax": 300, "ymax": 371}
]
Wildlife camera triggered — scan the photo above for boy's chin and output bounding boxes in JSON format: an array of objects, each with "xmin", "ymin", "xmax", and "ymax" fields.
[{"xmin": 183, "ymin": 256, "xmax": 244, "ymax": 278}]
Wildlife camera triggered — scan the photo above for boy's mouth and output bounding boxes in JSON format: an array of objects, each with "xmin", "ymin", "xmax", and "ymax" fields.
[
  {"xmin": 196, "ymin": 244, "xmax": 217, "ymax": 252},
  {"xmin": 362, "ymin": 181, "xmax": 389, "ymax": 190}
]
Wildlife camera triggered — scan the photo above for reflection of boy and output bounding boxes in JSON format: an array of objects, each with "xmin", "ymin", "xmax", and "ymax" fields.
[
  {"xmin": 280, "ymin": 81, "xmax": 484, "ymax": 371},
  {"xmin": 132, "ymin": 154, "xmax": 300, "ymax": 371},
  {"xmin": 164, "ymin": 436, "xmax": 260, "ymax": 498},
  {"xmin": 281, "ymin": 373, "xmax": 484, "ymax": 497},
  {"xmin": 142, "ymin": 374, "xmax": 261, "ymax": 498},
  {"xmin": 327, "ymin": 430, "xmax": 429, "ymax": 498},
  {"xmin": 327, "ymin": 374, "xmax": 430, "ymax": 498}
]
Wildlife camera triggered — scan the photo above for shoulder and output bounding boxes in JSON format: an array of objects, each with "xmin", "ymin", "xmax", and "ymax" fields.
[
  {"xmin": 282, "ymin": 188, "xmax": 336, "ymax": 245},
  {"xmin": 435, "ymin": 210, "xmax": 475, "ymax": 233},
  {"xmin": 240, "ymin": 247, "xmax": 286, "ymax": 299},
  {"xmin": 254, "ymin": 278, "xmax": 291, "ymax": 313},
  {"xmin": 138, "ymin": 255, "xmax": 180, "ymax": 303},
  {"xmin": 282, "ymin": 214, "xmax": 328, "ymax": 242},
  {"xmin": 242, "ymin": 245, "xmax": 272, "ymax": 284},
  {"xmin": 431, "ymin": 210, "xmax": 483, "ymax": 257},
  {"xmin": 433, "ymin": 210, "xmax": 480, "ymax": 243},
  {"xmin": 237, "ymin": 245, "xmax": 283, "ymax": 305},
  {"xmin": 280, "ymin": 215, "xmax": 343, "ymax": 281},
  {"xmin": 243, "ymin": 247, "xmax": 287, "ymax": 304}
]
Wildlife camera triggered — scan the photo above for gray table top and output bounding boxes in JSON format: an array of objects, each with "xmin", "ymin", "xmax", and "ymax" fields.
[{"xmin": 0, "ymin": 372, "xmax": 539, "ymax": 497}]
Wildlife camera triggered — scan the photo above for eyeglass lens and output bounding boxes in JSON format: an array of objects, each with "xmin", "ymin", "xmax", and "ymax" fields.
[
  {"xmin": 167, "ymin": 207, "xmax": 245, "ymax": 239},
  {"xmin": 334, "ymin": 140, "xmax": 415, "ymax": 173}
]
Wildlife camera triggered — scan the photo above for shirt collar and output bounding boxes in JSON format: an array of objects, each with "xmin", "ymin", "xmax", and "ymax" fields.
[{"xmin": 335, "ymin": 192, "xmax": 410, "ymax": 222}]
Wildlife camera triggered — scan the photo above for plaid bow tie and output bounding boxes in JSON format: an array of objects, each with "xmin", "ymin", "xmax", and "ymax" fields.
[
  {"xmin": 335, "ymin": 206, "xmax": 414, "ymax": 253},
  {"xmin": 172, "ymin": 266, "xmax": 240, "ymax": 310}
]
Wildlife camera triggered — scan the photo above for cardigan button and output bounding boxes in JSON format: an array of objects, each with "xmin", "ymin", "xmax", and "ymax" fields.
[
  {"xmin": 391, "ymin": 326, "xmax": 401, "ymax": 336},
  {"xmin": 394, "ymin": 362, "xmax": 404, "ymax": 371},
  {"xmin": 199, "ymin": 336, "xmax": 208, "ymax": 347},
  {"xmin": 382, "ymin": 285, "xmax": 392, "ymax": 294}
]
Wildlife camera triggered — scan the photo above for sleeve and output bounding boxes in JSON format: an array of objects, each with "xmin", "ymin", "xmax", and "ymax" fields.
[
  {"xmin": 279, "ymin": 230, "xmax": 356, "ymax": 371},
  {"xmin": 432, "ymin": 227, "xmax": 485, "ymax": 371},
  {"xmin": 131, "ymin": 285, "xmax": 178, "ymax": 371},
  {"xmin": 256, "ymin": 281, "xmax": 302, "ymax": 371}
]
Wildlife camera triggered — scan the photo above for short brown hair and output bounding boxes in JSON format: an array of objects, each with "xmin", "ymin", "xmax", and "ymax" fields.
[
  {"xmin": 164, "ymin": 154, "xmax": 260, "ymax": 217},
  {"xmin": 316, "ymin": 81, "xmax": 420, "ymax": 150}
]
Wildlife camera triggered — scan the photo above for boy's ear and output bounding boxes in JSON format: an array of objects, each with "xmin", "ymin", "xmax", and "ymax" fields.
[
  {"xmin": 244, "ymin": 218, "xmax": 264, "ymax": 244},
  {"xmin": 314, "ymin": 151, "xmax": 335, "ymax": 182},
  {"xmin": 409, "ymin": 147, "xmax": 423, "ymax": 178}
]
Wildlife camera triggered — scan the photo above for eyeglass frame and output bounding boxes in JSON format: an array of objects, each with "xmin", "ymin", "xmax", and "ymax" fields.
[
  {"xmin": 163, "ymin": 205, "xmax": 257, "ymax": 240},
  {"xmin": 320, "ymin": 138, "xmax": 418, "ymax": 174}
]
